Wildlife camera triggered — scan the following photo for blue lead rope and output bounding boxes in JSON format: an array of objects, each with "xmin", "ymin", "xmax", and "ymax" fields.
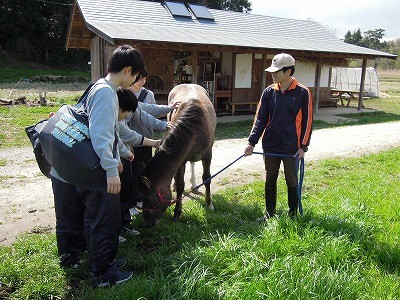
[{"xmin": 195, "ymin": 151, "xmax": 305, "ymax": 215}]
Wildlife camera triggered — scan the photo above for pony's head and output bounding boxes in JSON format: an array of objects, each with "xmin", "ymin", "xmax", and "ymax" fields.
[{"xmin": 138, "ymin": 175, "xmax": 174, "ymax": 227}]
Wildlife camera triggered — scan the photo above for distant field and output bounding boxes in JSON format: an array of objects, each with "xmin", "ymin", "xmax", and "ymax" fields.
[{"xmin": 378, "ymin": 69, "xmax": 400, "ymax": 96}]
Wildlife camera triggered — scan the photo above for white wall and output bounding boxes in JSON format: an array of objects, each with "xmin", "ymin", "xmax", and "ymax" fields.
[
  {"xmin": 294, "ymin": 61, "xmax": 330, "ymax": 87},
  {"xmin": 234, "ymin": 54, "xmax": 252, "ymax": 88},
  {"xmin": 265, "ymin": 55, "xmax": 329, "ymax": 88}
]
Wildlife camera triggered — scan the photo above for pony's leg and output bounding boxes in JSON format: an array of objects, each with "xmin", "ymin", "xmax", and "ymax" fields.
[
  {"xmin": 190, "ymin": 162, "xmax": 198, "ymax": 192},
  {"xmin": 173, "ymin": 163, "xmax": 186, "ymax": 221},
  {"xmin": 202, "ymin": 151, "xmax": 214, "ymax": 210}
]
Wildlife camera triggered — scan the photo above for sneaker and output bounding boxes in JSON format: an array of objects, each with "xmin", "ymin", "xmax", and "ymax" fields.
[
  {"xmin": 118, "ymin": 235, "xmax": 127, "ymax": 244},
  {"xmin": 135, "ymin": 202, "xmax": 143, "ymax": 209},
  {"xmin": 114, "ymin": 257, "xmax": 127, "ymax": 268},
  {"xmin": 122, "ymin": 224, "xmax": 140, "ymax": 236},
  {"xmin": 94, "ymin": 270, "xmax": 133, "ymax": 288},
  {"xmin": 288, "ymin": 210, "xmax": 298, "ymax": 219},
  {"xmin": 257, "ymin": 212, "xmax": 275, "ymax": 223},
  {"xmin": 129, "ymin": 207, "xmax": 140, "ymax": 216},
  {"xmin": 70, "ymin": 258, "xmax": 85, "ymax": 269},
  {"xmin": 60, "ymin": 253, "xmax": 84, "ymax": 269}
]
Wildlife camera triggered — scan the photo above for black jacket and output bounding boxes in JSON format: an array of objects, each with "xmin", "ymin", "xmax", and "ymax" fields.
[{"xmin": 248, "ymin": 77, "xmax": 313, "ymax": 154}]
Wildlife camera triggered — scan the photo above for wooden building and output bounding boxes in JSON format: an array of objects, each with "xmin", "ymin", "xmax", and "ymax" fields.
[{"xmin": 66, "ymin": 0, "xmax": 396, "ymax": 114}]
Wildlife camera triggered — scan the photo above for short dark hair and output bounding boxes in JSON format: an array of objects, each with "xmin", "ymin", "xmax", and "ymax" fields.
[
  {"xmin": 106, "ymin": 45, "xmax": 145, "ymax": 76},
  {"xmin": 117, "ymin": 88, "xmax": 138, "ymax": 113},
  {"xmin": 132, "ymin": 66, "xmax": 149, "ymax": 84},
  {"xmin": 139, "ymin": 67, "xmax": 149, "ymax": 79},
  {"xmin": 281, "ymin": 66, "xmax": 295, "ymax": 76}
]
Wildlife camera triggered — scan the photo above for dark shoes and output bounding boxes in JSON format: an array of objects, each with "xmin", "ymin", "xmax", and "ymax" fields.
[
  {"xmin": 63, "ymin": 255, "xmax": 127, "ymax": 270},
  {"xmin": 59, "ymin": 253, "xmax": 84, "ymax": 269},
  {"xmin": 257, "ymin": 211, "xmax": 275, "ymax": 223},
  {"xmin": 288, "ymin": 209, "xmax": 298, "ymax": 219},
  {"xmin": 93, "ymin": 269, "xmax": 133, "ymax": 288},
  {"xmin": 122, "ymin": 224, "xmax": 140, "ymax": 236}
]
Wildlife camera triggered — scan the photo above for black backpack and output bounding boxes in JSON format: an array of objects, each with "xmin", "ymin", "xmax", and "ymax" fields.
[{"xmin": 25, "ymin": 84, "xmax": 94, "ymax": 179}]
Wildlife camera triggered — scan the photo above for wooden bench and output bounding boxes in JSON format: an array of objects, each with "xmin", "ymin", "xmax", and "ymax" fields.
[{"xmin": 225, "ymin": 101, "xmax": 259, "ymax": 116}]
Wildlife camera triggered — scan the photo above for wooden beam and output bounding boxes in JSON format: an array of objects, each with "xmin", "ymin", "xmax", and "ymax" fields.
[
  {"xmin": 313, "ymin": 57, "xmax": 322, "ymax": 113},
  {"xmin": 192, "ymin": 50, "xmax": 198, "ymax": 84},
  {"xmin": 358, "ymin": 59, "xmax": 367, "ymax": 111}
]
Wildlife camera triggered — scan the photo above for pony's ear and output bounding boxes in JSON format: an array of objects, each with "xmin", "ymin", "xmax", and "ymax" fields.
[{"xmin": 139, "ymin": 176, "xmax": 151, "ymax": 189}]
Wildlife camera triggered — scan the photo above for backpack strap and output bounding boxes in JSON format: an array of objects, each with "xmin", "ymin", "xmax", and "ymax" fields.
[
  {"xmin": 77, "ymin": 83, "xmax": 95, "ymax": 105},
  {"xmin": 137, "ymin": 88, "xmax": 149, "ymax": 102}
]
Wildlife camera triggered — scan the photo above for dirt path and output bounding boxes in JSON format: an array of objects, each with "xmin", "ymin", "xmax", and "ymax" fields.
[{"xmin": 1, "ymin": 121, "xmax": 400, "ymax": 246}]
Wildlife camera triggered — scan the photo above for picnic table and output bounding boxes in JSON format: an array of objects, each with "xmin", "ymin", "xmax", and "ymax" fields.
[{"xmin": 331, "ymin": 89, "xmax": 368, "ymax": 107}]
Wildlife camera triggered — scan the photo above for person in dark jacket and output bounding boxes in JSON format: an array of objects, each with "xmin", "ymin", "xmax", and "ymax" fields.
[{"xmin": 244, "ymin": 53, "xmax": 313, "ymax": 220}]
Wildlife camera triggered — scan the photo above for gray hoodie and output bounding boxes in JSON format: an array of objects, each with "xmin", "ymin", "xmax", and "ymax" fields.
[{"xmin": 128, "ymin": 102, "xmax": 171, "ymax": 139}]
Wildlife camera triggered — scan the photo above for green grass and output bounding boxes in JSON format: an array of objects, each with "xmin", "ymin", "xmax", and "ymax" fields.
[{"xmin": 1, "ymin": 148, "xmax": 399, "ymax": 299}]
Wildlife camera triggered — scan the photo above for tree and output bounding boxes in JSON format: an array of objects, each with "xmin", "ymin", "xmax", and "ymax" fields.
[
  {"xmin": 0, "ymin": 0, "xmax": 88, "ymax": 68},
  {"xmin": 363, "ymin": 29, "xmax": 387, "ymax": 51},
  {"xmin": 343, "ymin": 28, "xmax": 386, "ymax": 51},
  {"xmin": 343, "ymin": 28, "xmax": 363, "ymax": 46},
  {"xmin": 377, "ymin": 38, "xmax": 400, "ymax": 69}
]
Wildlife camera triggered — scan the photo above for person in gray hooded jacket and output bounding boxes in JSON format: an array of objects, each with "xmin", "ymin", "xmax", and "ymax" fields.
[{"xmin": 120, "ymin": 96, "xmax": 180, "ymax": 236}]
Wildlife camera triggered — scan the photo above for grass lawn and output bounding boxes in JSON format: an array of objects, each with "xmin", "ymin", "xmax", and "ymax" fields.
[{"xmin": 1, "ymin": 148, "xmax": 399, "ymax": 299}]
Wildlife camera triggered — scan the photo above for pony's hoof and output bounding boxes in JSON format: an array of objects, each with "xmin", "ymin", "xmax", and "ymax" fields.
[
  {"xmin": 191, "ymin": 187, "xmax": 201, "ymax": 194},
  {"xmin": 172, "ymin": 212, "xmax": 182, "ymax": 222},
  {"xmin": 207, "ymin": 203, "xmax": 215, "ymax": 211}
]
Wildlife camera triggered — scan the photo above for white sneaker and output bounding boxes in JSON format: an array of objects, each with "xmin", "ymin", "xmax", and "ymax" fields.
[
  {"xmin": 118, "ymin": 235, "xmax": 127, "ymax": 244},
  {"xmin": 129, "ymin": 207, "xmax": 140, "ymax": 216},
  {"xmin": 123, "ymin": 225, "xmax": 140, "ymax": 236}
]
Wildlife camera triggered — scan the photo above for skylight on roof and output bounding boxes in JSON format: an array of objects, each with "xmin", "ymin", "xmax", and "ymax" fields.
[
  {"xmin": 164, "ymin": 1, "xmax": 192, "ymax": 18},
  {"xmin": 187, "ymin": 3, "xmax": 214, "ymax": 20}
]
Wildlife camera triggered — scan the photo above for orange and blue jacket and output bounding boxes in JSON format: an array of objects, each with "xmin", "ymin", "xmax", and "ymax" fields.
[{"xmin": 248, "ymin": 77, "xmax": 313, "ymax": 154}]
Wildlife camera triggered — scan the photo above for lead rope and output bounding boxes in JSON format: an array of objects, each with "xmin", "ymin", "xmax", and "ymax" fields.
[{"xmin": 195, "ymin": 151, "xmax": 305, "ymax": 216}]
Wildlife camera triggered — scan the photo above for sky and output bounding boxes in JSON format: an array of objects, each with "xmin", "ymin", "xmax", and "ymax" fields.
[{"xmin": 250, "ymin": 0, "xmax": 400, "ymax": 41}]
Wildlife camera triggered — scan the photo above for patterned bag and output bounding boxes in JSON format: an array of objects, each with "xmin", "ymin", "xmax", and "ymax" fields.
[{"xmin": 26, "ymin": 84, "xmax": 118, "ymax": 185}]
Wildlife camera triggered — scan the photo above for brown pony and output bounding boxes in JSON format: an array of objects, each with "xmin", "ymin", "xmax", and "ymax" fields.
[{"xmin": 138, "ymin": 84, "xmax": 217, "ymax": 227}]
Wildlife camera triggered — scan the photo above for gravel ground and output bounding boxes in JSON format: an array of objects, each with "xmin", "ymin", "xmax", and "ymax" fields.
[{"xmin": 1, "ymin": 120, "xmax": 399, "ymax": 246}]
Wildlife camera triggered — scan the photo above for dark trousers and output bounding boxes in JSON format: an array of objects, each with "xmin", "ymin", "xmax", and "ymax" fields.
[
  {"xmin": 263, "ymin": 155, "xmax": 299, "ymax": 216},
  {"xmin": 131, "ymin": 146, "xmax": 153, "ymax": 205},
  {"xmin": 75, "ymin": 182, "xmax": 122, "ymax": 280},
  {"xmin": 51, "ymin": 176, "xmax": 86, "ymax": 267},
  {"xmin": 120, "ymin": 158, "xmax": 134, "ymax": 228}
]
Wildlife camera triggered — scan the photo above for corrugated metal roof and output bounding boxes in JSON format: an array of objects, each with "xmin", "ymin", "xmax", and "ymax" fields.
[{"xmin": 73, "ymin": 0, "xmax": 396, "ymax": 59}]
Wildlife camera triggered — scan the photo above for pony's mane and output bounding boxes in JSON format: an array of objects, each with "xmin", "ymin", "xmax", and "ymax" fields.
[{"xmin": 142, "ymin": 99, "xmax": 206, "ymax": 184}]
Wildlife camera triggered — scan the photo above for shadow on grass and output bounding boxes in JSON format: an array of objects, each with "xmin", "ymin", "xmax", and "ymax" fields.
[
  {"xmin": 30, "ymin": 183, "xmax": 399, "ymax": 299},
  {"xmin": 299, "ymin": 210, "xmax": 400, "ymax": 275}
]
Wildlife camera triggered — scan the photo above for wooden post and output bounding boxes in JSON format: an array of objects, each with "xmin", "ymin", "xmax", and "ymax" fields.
[
  {"xmin": 192, "ymin": 50, "xmax": 198, "ymax": 84},
  {"xmin": 313, "ymin": 57, "xmax": 322, "ymax": 113},
  {"xmin": 262, "ymin": 54, "xmax": 267, "ymax": 90},
  {"xmin": 358, "ymin": 59, "xmax": 367, "ymax": 111}
]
